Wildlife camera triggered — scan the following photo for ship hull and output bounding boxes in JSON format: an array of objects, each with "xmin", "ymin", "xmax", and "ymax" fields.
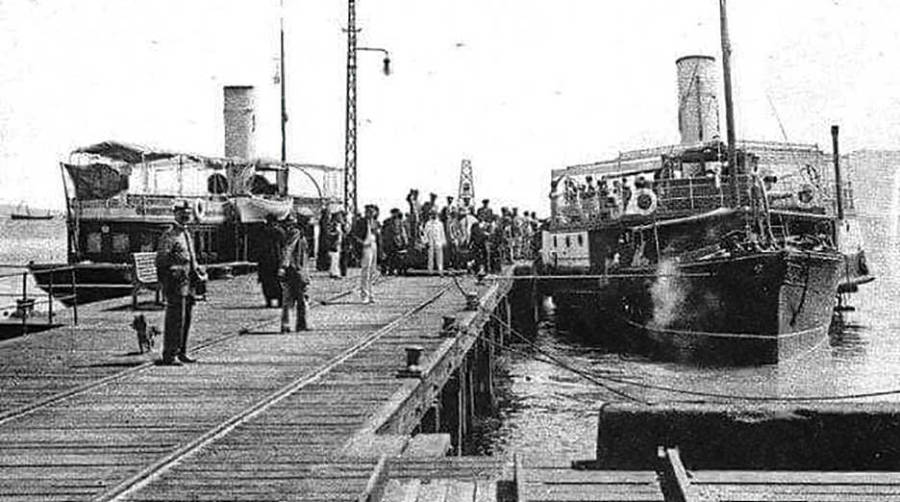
[
  {"xmin": 28, "ymin": 262, "xmax": 134, "ymax": 306},
  {"xmin": 611, "ymin": 250, "xmax": 842, "ymax": 365},
  {"xmin": 28, "ymin": 261, "xmax": 255, "ymax": 306}
]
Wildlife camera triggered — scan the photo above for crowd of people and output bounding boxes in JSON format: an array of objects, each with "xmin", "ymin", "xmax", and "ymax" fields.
[
  {"xmin": 154, "ymin": 193, "xmax": 542, "ymax": 366},
  {"xmin": 312, "ymin": 189, "xmax": 541, "ymax": 280},
  {"xmin": 551, "ymin": 174, "xmax": 662, "ymax": 223}
]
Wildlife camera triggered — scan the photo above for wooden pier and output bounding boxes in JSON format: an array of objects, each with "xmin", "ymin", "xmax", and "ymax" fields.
[
  {"xmin": 2, "ymin": 266, "xmax": 900, "ymax": 502},
  {"xmin": 0, "ymin": 267, "xmax": 522, "ymax": 501}
]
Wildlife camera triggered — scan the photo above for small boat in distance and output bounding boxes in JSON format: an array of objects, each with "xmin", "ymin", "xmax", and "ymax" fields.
[{"xmin": 10, "ymin": 202, "xmax": 53, "ymax": 220}]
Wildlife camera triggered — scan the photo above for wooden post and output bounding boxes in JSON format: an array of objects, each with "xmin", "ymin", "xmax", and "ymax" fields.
[
  {"xmin": 504, "ymin": 295, "xmax": 512, "ymax": 343},
  {"xmin": 71, "ymin": 268, "xmax": 78, "ymax": 325},
  {"xmin": 47, "ymin": 270, "xmax": 53, "ymax": 325},
  {"xmin": 657, "ymin": 447, "xmax": 699, "ymax": 502},
  {"xmin": 433, "ymin": 400, "xmax": 441, "ymax": 433},
  {"xmin": 467, "ymin": 354, "xmax": 475, "ymax": 425},
  {"xmin": 21, "ymin": 272, "xmax": 27, "ymax": 335}
]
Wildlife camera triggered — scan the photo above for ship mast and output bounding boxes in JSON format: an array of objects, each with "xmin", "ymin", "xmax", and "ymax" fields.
[
  {"xmin": 280, "ymin": 0, "xmax": 287, "ymax": 164},
  {"xmin": 275, "ymin": 0, "xmax": 290, "ymax": 196},
  {"xmin": 718, "ymin": 0, "xmax": 739, "ymax": 203}
]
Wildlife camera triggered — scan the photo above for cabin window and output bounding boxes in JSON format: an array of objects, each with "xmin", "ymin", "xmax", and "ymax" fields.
[
  {"xmin": 112, "ymin": 233, "xmax": 129, "ymax": 253},
  {"xmin": 565, "ymin": 236, "xmax": 571, "ymax": 248},
  {"xmin": 86, "ymin": 232, "xmax": 102, "ymax": 253},
  {"xmin": 577, "ymin": 234, "xmax": 584, "ymax": 247},
  {"xmin": 553, "ymin": 236, "xmax": 558, "ymax": 248},
  {"xmin": 207, "ymin": 173, "xmax": 228, "ymax": 194}
]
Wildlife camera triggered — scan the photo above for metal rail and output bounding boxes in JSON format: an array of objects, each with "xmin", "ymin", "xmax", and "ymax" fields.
[
  {"xmin": 97, "ymin": 281, "xmax": 451, "ymax": 502},
  {"xmin": 0, "ymin": 275, "xmax": 389, "ymax": 428}
]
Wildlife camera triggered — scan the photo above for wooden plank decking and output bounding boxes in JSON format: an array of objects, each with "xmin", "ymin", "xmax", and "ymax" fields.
[{"xmin": 0, "ymin": 269, "xmax": 514, "ymax": 501}]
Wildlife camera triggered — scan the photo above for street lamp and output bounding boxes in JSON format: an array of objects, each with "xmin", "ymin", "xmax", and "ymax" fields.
[{"xmin": 344, "ymin": 0, "xmax": 391, "ymax": 218}]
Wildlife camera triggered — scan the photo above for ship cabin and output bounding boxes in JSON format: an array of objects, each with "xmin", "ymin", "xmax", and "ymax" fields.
[
  {"xmin": 62, "ymin": 141, "xmax": 341, "ymax": 266},
  {"xmin": 542, "ymin": 143, "xmax": 768, "ymax": 273}
]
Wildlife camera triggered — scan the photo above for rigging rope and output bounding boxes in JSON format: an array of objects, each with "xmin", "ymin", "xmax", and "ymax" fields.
[{"xmin": 453, "ymin": 280, "xmax": 900, "ymax": 403}]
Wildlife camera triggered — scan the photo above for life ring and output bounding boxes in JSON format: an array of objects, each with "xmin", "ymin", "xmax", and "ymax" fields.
[
  {"xmin": 626, "ymin": 188, "xmax": 658, "ymax": 215},
  {"xmin": 796, "ymin": 184, "xmax": 816, "ymax": 209},
  {"xmin": 192, "ymin": 199, "xmax": 206, "ymax": 222}
]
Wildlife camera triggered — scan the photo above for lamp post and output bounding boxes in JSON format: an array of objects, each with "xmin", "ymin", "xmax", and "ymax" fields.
[{"xmin": 344, "ymin": 0, "xmax": 391, "ymax": 217}]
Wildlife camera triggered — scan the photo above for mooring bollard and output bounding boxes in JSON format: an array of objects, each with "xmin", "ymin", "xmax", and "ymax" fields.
[
  {"xmin": 464, "ymin": 292, "xmax": 479, "ymax": 311},
  {"xmin": 441, "ymin": 315, "xmax": 457, "ymax": 337},
  {"xmin": 396, "ymin": 345, "xmax": 424, "ymax": 378}
]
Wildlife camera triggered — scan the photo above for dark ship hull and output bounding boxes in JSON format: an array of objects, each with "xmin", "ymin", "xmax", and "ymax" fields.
[
  {"xmin": 28, "ymin": 262, "xmax": 135, "ymax": 306},
  {"xmin": 611, "ymin": 249, "xmax": 842, "ymax": 365}
]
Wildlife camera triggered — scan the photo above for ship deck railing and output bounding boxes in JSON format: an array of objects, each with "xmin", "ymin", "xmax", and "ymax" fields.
[{"xmin": 551, "ymin": 175, "xmax": 759, "ymax": 228}]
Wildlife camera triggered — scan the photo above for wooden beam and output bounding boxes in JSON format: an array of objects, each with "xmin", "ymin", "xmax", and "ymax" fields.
[{"xmin": 657, "ymin": 447, "xmax": 698, "ymax": 502}]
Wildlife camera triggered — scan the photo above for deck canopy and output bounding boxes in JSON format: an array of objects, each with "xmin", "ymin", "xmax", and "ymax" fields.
[
  {"xmin": 64, "ymin": 140, "xmax": 343, "ymax": 202},
  {"xmin": 73, "ymin": 141, "xmax": 193, "ymax": 164}
]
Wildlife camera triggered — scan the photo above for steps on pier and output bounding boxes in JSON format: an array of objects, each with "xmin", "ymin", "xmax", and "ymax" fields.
[
  {"xmin": 382, "ymin": 478, "xmax": 499, "ymax": 502},
  {"xmin": 514, "ymin": 454, "xmax": 663, "ymax": 502},
  {"xmin": 380, "ymin": 456, "xmax": 507, "ymax": 502}
]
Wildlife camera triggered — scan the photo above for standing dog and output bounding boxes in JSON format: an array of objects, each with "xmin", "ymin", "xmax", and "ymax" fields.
[{"xmin": 131, "ymin": 314, "xmax": 159, "ymax": 354}]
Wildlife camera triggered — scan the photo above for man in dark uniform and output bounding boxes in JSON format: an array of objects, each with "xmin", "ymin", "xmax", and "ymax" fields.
[
  {"xmin": 381, "ymin": 208, "xmax": 409, "ymax": 275},
  {"xmin": 156, "ymin": 200, "xmax": 206, "ymax": 366},
  {"xmin": 476, "ymin": 198, "xmax": 494, "ymax": 222},
  {"xmin": 469, "ymin": 218, "xmax": 488, "ymax": 275},
  {"xmin": 258, "ymin": 214, "xmax": 284, "ymax": 307},
  {"xmin": 279, "ymin": 210, "xmax": 311, "ymax": 332}
]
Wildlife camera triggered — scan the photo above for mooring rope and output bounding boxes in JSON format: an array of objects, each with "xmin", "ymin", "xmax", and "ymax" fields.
[
  {"xmin": 481, "ymin": 272, "xmax": 715, "ymax": 280},
  {"xmin": 454, "ymin": 280, "xmax": 900, "ymax": 403}
]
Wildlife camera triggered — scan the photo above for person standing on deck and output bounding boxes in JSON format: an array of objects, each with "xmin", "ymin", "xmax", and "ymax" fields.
[
  {"xmin": 470, "ymin": 218, "xmax": 488, "ymax": 275},
  {"xmin": 338, "ymin": 210, "xmax": 353, "ymax": 277},
  {"xmin": 382, "ymin": 208, "xmax": 409, "ymax": 275},
  {"xmin": 326, "ymin": 208, "xmax": 343, "ymax": 278},
  {"xmin": 446, "ymin": 208, "xmax": 464, "ymax": 270},
  {"xmin": 424, "ymin": 211, "xmax": 446, "ymax": 275},
  {"xmin": 156, "ymin": 200, "xmax": 207, "ymax": 366},
  {"xmin": 278, "ymin": 210, "xmax": 311, "ymax": 332},
  {"xmin": 351, "ymin": 205, "xmax": 380, "ymax": 303},
  {"xmin": 476, "ymin": 199, "xmax": 493, "ymax": 222},
  {"xmin": 316, "ymin": 206, "xmax": 331, "ymax": 271},
  {"xmin": 258, "ymin": 214, "xmax": 285, "ymax": 307}
]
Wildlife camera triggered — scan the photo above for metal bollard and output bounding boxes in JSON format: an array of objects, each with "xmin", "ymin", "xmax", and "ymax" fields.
[
  {"xmin": 440, "ymin": 315, "xmax": 457, "ymax": 337},
  {"xmin": 464, "ymin": 292, "xmax": 479, "ymax": 311},
  {"xmin": 396, "ymin": 345, "xmax": 424, "ymax": 378}
]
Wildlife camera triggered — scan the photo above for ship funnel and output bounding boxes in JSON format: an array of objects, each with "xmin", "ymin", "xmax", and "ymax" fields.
[
  {"xmin": 676, "ymin": 55, "xmax": 720, "ymax": 145},
  {"xmin": 223, "ymin": 85, "xmax": 256, "ymax": 159}
]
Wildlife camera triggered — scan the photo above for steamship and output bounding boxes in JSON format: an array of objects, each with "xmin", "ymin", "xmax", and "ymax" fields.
[
  {"xmin": 30, "ymin": 88, "xmax": 341, "ymax": 304},
  {"xmin": 538, "ymin": 45, "xmax": 855, "ymax": 364}
]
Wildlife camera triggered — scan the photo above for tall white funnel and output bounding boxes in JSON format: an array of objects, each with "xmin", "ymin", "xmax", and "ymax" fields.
[
  {"xmin": 223, "ymin": 85, "xmax": 256, "ymax": 159},
  {"xmin": 676, "ymin": 55, "xmax": 720, "ymax": 145}
]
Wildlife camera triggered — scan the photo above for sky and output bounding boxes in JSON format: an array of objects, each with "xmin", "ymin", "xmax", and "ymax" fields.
[{"xmin": 1, "ymin": 0, "xmax": 899, "ymax": 214}]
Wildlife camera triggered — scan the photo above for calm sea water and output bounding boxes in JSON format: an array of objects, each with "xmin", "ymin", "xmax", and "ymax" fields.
[
  {"xmin": 475, "ymin": 215, "xmax": 900, "ymax": 459},
  {"xmin": 2, "ymin": 216, "xmax": 898, "ymax": 460},
  {"xmin": 0, "ymin": 218, "xmax": 67, "ymax": 318}
]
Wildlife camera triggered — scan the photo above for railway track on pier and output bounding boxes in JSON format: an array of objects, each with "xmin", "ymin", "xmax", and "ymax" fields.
[
  {"xmin": 0, "ymin": 274, "xmax": 458, "ymax": 502},
  {"xmin": 0, "ymin": 273, "xmax": 381, "ymax": 426}
]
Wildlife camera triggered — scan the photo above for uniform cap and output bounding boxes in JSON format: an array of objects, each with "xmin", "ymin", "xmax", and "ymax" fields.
[{"xmin": 172, "ymin": 199, "xmax": 191, "ymax": 212}]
